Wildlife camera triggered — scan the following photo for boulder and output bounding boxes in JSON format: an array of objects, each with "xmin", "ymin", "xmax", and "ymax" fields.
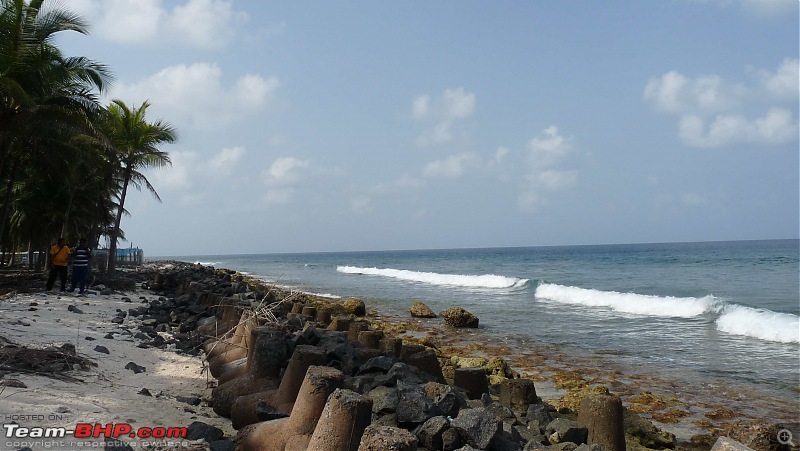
[
  {"xmin": 451, "ymin": 407, "xmax": 500, "ymax": 450},
  {"xmin": 440, "ymin": 307, "xmax": 479, "ymax": 328},
  {"xmin": 342, "ymin": 298, "xmax": 366, "ymax": 316},
  {"xmin": 410, "ymin": 300, "xmax": 437, "ymax": 318}
]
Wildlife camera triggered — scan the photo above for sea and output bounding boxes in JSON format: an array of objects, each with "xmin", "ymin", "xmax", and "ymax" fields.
[{"xmin": 161, "ymin": 239, "xmax": 800, "ymax": 428}]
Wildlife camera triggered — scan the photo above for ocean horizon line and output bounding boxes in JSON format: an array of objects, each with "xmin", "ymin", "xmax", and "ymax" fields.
[{"xmin": 147, "ymin": 237, "xmax": 798, "ymax": 259}]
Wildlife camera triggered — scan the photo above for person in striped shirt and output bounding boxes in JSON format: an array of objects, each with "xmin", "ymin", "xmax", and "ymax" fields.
[{"xmin": 68, "ymin": 238, "xmax": 92, "ymax": 295}]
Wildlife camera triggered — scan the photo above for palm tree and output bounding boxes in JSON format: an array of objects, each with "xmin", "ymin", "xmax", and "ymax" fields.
[
  {"xmin": 104, "ymin": 99, "xmax": 175, "ymax": 273},
  {"xmin": 0, "ymin": 0, "xmax": 110, "ymax": 251}
]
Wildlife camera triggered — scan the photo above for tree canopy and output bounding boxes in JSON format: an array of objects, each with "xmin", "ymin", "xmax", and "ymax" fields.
[{"xmin": 0, "ymin": 0, "xmax": 176, "ymax": 270}]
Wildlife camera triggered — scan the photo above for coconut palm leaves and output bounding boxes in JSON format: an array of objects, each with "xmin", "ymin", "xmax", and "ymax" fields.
[
  {"xmin": 104, "ymin": 100, "xmax": 176, "ymax": 273},
  {"xmin": 0, "ymin": 0, "xmax": 176, "ymax": 269}
]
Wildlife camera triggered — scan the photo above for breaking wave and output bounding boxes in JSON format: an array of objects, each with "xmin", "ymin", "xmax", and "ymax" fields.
[
  {"xmin": 716, "ymin": 305, "xmax": 800, "ymax": 343},
  {"xmin": 536, "ymin": 283, "xmax": 800, "ymax": 344},
  {"xmin": 534, "ymin": 283, "xmax": 719, "ymax": 318},
  {"xmin": 336, "ymin": 266, "xmax": 529, "ymax": 289}
]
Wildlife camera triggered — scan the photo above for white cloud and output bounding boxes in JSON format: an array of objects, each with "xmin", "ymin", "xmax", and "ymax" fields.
[
  {"xmin": 750, "ymin": 58, "xmax": 800, "ymax": 101},
  {"xmin": 535, "ymin": 169, "xmax": 578, "ymax": 191},
  {"xmin": 413, "ymin": 87, "xmax": 476, "ymax": 146},
  {"xmin": 111, "ymin": 63, "xmax": 280, "ymax": 129},
  {"xmin": 263, "ymin": 157, "xmax": 310, "ymax": 185},
  {"xmin": 422, "ymin": 153, "xmax": 479, "ymax": 179},
  {"xmin": 528, "ymin": 126, "xmax": 573, "ymax": 167},
  {"xmin": 643, "ymin": 72, "xmax": 743, "ymax": 114},
  {"xmin": 169, "ymin": 0, "xmax": 248, "ymax": 49},
  {"xmin": 679, "ymin": 108, "xmax": 798, "ymax": 147},
  {"xmin": 517, "ymin": 126, "xmax": 579, "ymax": 212},
  {"xmin": 645, "ymin": 61, "xmax": 798, "ymax": 148},
  {"xmin": 68, "ymin": 0, "xmax": 248, "ymax": 49},
  {"xmin": 207, "ymin": 146, "xmax": 245, "ymax": 175},
  {"xmin": 149, "ymin": 150, "xmax": 196, "ymax": 189}
]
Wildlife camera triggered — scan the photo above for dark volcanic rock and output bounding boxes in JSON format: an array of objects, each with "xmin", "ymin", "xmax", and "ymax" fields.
[{"xmin": 450, "ymin": 407, "xmax": 500, "ymax": 450}]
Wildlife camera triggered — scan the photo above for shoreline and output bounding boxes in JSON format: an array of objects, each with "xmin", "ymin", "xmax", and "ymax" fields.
[{"xmin": 0, "ymin": 262, "xmax": 794, "ymax": 450}]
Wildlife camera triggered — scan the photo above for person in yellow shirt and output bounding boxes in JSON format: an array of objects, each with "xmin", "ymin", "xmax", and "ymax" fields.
[{"xmin": 46, "ymin": 237, "xmax": 71, "ymax": 292}]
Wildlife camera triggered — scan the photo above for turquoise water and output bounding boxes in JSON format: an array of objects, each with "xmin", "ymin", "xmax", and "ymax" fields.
[{"xmin": 162, "ymin": 239, "xmax": 799, "ymax": 416}]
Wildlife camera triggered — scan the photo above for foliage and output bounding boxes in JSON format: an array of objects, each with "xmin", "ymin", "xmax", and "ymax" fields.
[{"xmin": 0, "ymin": 0, "xmax": 175, "ymax": 268}]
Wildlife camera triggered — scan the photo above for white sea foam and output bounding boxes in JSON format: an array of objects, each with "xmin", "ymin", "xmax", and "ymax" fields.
[
  {"xmin": 716, "ymin": 304, "xmax": 800, "ymax": 343},
  {"xmin": 336, "ymin": 266, "xmax": 529, "ymax": 289},
  {"xmin": 193, "ymin": 261, "xmax": 222, "ymax": 267},
  {"xmin": 535, "ymin": 283, "xmax": 719, "ymax": 318}
]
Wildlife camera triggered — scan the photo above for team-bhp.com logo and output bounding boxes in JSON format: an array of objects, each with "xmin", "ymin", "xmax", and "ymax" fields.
[{"xmin": 4, "ymin": 423, "xmax": 188, "ymax": 439}]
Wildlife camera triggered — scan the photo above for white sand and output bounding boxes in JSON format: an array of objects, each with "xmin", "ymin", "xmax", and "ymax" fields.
[{"xmin": 0, "ymin": 288, "xmax": 234, "ymax": 451}]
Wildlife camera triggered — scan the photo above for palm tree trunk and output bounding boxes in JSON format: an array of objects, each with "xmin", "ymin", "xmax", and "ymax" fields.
[
  {"xmin": 0, "ymin": 158, "xmax": 21, "ymax": 247},
  {"xmin": 107, "ymin": 165, "xmax": 131, "ymax": 274}
]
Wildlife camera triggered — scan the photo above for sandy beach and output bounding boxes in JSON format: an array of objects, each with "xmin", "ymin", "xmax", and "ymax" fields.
[{"xmin": 0, "ymin": 282, "xmax": 235, "ymax": 451}]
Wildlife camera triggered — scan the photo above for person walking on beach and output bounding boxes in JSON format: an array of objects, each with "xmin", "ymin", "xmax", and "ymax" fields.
[
  {"xmin": 46, "ymin": 237, "xmax": 71, "ymax": 292},
  {"xmin": 68, "ymin": 238, "xmax": 92, "ymax": 295}
]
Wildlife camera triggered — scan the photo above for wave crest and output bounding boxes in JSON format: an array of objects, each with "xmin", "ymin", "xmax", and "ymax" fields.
[
  {"xmin": 336, "ymin": 266, "xmax": 529, "ymax": 289},
  {"xmin": 716, "ymin": 305, "xmax": 800, "ymax": 343},
  {"xmin": 534, "ymin": 283, "xmax": 719, "ymax": 318}
]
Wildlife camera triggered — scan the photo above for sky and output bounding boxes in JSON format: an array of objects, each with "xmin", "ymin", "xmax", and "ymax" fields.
[{"xmin": 55, "ymin": 0, "xmax": 799, "ymax": 256}]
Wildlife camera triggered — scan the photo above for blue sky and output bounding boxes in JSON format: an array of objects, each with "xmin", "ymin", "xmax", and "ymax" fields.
[{"xmin": 56, "ymin": 0, "xmax": 799, "ymax": 256}]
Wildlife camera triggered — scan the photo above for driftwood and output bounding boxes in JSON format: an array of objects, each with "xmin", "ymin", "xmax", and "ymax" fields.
[{"xmin": 0, "ymin": 336, "xmax": 96, "ymax": 382}]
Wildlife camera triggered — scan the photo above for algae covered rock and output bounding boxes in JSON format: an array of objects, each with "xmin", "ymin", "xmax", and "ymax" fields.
[
  {"xmin": 341, "ymin": 297, "xmax": 366, "ymax": 316},
  {"xmin": 439, "ymin": 307, "xmax": 479, "ymax": 328},
  {"xmin": 410, "ymin": 300, "xmax": 437, "ymax": 318}
]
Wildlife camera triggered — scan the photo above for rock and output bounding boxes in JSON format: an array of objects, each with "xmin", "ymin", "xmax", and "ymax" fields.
[
  {"xmin": 546, "ymin": 418, "xmax": 588, "ymax": 445},
  {"xmin": 342, "ymin": 297, "xmax": 366, "ymax": 316},
  {"xmin": 368, "ymin": 386, "xmax": 399, "ymax": 414},
  {"xmin": 0, "ymin": 379, "xmax": 26, "ymax": 388},
  {"xmin": 124, "ymin": 362, "xmax": 146, "ymax": 374},
  {"xmin": 711, "ymin": 437, "xmax": 757, "ymax": 450},
  {"xmin": 526, "ymin": 404, "xmax": 553, "ymax": 433},
  {"xmin": 186, "ymin": 421, "xmax": 224, "ymax": 442},
  {"xmin": 623, "ymin": 407, "xmax": 676, "ymax": 449},
  {"xmin": 93, "ymin": 345, "xmax": 110, "ymax": 354},
  {"xmin": 450, "ymin": 407, "xmax": 500, "ymax": 450},
  {"xmin": 358, "ymin": 424, "xmax": 418, "ymax": 450},
  {"xmin": 396, "ymin": 383, "xmax": 442, "ymax": 425},
  {"xmin": 410, "ymin": 300, "xmax": 437, "ymax": 318},
  {"xmin": 424, "ymin": 382, "xmax": 466, "ymax": 419},
  {"xmin": 67, "ymin": 305, "xmax": 84, "ymax": 314},
  {"xmin": 110, "ymin": 317, "xmax": 124, "ymax": 324},
  {"xmin": 440, "ymin": 307, "xmax": 479, "ymax": 328},
  {"xmin": 415, "ymin": 416, "xmax": 450, "ymax": 450},
  {"xmin": 176, "ymin": 395, "xmax": 201, "ymax": 406},
  {"xmin": 85, "ymin": 336, "xmax": 96, "ymax": 341},
  {"xmin": 138, "ymin": 388, "xmax": 152, "ymax": 396}
]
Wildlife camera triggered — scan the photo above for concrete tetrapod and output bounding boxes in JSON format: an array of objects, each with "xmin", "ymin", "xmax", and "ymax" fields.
[
  {"xmin": 577, "ymin": 393, "xmax": 627, "ymax": 451},
  {"xmin": 230, "ymin": 344, "xmax": 327, "ymax": 429},
  {"xmin": 305, "ymin": 388, "xmax": 373, "ymax": 451},
  {"xmin": 207, "ymin": 316, "xmax": 259, "ymax": 377},
  {"xmin": 211, "ymin": 324, "xmax": 289, "ymax": 417},
  {"xmin": 235, "ymin": 365, "xmax": 344, "ymax": 451}
]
